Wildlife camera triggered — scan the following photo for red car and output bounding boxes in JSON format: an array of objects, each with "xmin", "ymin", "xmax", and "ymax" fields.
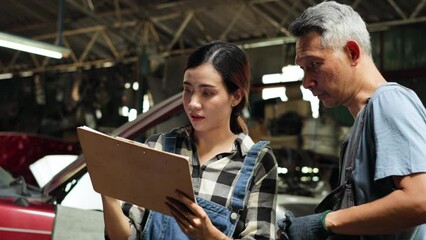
[{"xmin": 0, "ymin": 93, "xmax": 183, "ymax": 240}]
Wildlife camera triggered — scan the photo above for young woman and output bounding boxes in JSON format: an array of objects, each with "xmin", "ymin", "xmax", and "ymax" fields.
[{"xmin": 102, "ymin": 40, "xmax": 277, "ymax": 240}]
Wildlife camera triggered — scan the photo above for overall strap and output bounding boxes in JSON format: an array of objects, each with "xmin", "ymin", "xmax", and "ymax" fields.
[
  {"xmin": 229, "ymin": 140, "xmax": 270, "ymax": 212},
  {"xmin": 162, "ymin": 132, "xmax": 178, "ymax": 153},
  {"xmin": 162, "ymin": 132, "xmax": 269, "ymax": 212},
  {"xmin": 340, "ymin": 98, "xmax": 371, "ymax": 184}
]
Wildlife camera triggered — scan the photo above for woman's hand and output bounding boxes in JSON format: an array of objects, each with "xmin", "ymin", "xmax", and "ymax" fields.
[{"xmin": 166, "ymin": 190, "xmax": 228, "ymax": 240}]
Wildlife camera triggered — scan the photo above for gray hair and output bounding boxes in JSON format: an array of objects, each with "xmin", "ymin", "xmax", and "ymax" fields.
[{"xmin": 289, "ymin": 1, "xmax": 372, "ymax": 57}]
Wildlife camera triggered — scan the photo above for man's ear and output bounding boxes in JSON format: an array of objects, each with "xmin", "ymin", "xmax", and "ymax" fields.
[{"xmin": 345, "ymin": 40, "xmax": 361, "ymax": 66}]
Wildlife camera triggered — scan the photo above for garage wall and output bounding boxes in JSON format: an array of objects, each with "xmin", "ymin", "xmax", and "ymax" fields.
[{"xmin": 0, "ymin": 24, "xmax": 425, "ymax": 138}]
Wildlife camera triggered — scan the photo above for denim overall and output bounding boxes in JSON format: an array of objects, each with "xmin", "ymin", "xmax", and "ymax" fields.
[{"xmin": 141, "ymin": 132, "xmax": 269, "ymax": 240}]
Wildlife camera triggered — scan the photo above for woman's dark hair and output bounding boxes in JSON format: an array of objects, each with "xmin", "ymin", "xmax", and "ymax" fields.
[{"xmin": 184, "ymin": 40, "xmax": 250, "ymax": 133}]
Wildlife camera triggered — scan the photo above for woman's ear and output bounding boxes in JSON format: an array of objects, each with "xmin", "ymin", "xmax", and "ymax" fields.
[
  {"xmin": 232, "ymin": 89, "xmax": 243, "ymax": 107},
  {"xmin": 345, "ymin": 40, "xmax": 361, "ymax": 66}
]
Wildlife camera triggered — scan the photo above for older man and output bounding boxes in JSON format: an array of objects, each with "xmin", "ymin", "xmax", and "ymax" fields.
[{"xmin": 278, "ymin": 1, "xmax": 426, "ymax": 240}]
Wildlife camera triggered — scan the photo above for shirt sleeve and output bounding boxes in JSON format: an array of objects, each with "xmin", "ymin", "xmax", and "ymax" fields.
[
  {"xmin": 121, "ymin": 202, "xmax": 145, "ymax": 240},
  {"xmin": 238, "ymin": 147, "xmax": 278, "ymax": 240},
  {"xmin": 372, "ymin": 87, "xmax": 426, "ymax": 181}
]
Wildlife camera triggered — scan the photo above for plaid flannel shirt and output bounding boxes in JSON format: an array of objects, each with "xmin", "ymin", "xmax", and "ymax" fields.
[{"xmin": 123, "ymin": 126, "xmax": 278, "ymax": 240}]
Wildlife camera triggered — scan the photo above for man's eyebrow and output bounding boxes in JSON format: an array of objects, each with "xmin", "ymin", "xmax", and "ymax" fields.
[{"xmin": 296, "ymin": 55, "xmax": 322, "ymax": 63}]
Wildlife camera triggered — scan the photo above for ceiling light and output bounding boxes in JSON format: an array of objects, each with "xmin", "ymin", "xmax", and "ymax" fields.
[
  {"xmin": 0, "ymin": 31, "xmax": 70, "ymax": 59},
  {"xmin": 238, "ymin": 36, "xmax": 295, "ymax": 49},
  {"xmin": 20, "ymin": 71, "xmax": 34, "ymax": 77},
  {"xmin": 0, "ymin": 73, "xmax": 13, "ymax": 80}
]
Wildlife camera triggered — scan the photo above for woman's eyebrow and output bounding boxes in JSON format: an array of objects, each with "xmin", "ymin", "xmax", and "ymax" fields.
[
  {"xmin": 183, "ymin": 81, "xmax": 216, "ymax": 89},
  {"xmin": 199, "ymin": 84, "xmax": 216, "ymax": 88}
]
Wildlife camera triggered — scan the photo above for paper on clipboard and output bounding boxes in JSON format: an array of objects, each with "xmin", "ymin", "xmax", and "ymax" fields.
[{"xmin": 76, "ymin": 126, "xmax": 194, "ymax": 216}]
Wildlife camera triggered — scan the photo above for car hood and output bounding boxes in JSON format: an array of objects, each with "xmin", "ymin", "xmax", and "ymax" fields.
[
  {"xmin": 42, "ymin": 92, "xmax": 183, "ymax": 203},
  {"xmin": 0, "ymin": 133, "xmax": 81, "ymax": 187}
]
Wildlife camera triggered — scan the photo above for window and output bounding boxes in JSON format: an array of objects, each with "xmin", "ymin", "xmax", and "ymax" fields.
[{"xmin": 262, "ymin": 65, "xmax": 319, "ymax": 118}]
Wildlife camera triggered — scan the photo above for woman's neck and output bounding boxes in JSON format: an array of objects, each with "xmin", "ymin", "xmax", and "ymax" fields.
[{"xmin": 193, "ymin": 128, "xmax": 237, "ymax": 165}]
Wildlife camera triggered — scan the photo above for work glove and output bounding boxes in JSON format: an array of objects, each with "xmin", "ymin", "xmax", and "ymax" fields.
[{"xmin": 277, "ymin": 210, "xmax": 331, "ymax": 240}]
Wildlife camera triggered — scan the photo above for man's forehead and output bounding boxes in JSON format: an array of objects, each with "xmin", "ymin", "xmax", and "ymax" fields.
[
  {"xmin": 295, "ymin": 32, "xmax": 322, "ymax": 49},
  {"xmin": 295, "ymin": 43, "xmax": 321, "ymax": 59}
]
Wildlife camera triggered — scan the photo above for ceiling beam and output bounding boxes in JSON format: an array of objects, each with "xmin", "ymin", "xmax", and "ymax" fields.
[
  {"xmin": 79, "ymin": 31, "xmax": 100, "ymax": 62},
  {"xmin": 386, "ymin": 0, "xmax": 407, "ymax": 20},
  {"xmin": 148, "ymin": 22, "xmax": 161, "ymax": 45},
  {"xmin": 351, "ymin": 0, "xmax": 364, "ymax": 10},
  {"xmin": 121, "ymin": 0, "xmax": 198, "ymax": 50},
  {"xmin": 249, "ymin": 4, "xmax": 291, "ymax": 36},
  {"xmin": 411, "ymin": 0, "xmax": 426, "ymax": 19},
  {"xmin": 7, "ymin": 56, "xmax": 137, "ymax": 75},
  {"xmin": 62, "ymin": 37, "xmax": 78, "ymax": 63},
  {"xmin": 9, "ymin": 1, "xmax": 48, "ymax": 23},
  {"xmin": 192, "ymin": 14, "xmax": 213, "ymax": 43},
  {"xmin": 368, "ymin": 16, "xmax": 426, "ymax": 31},
  {"xmin": 166, "ymin": 11, "xmax": 194, "ymax": 53},
  {"xmin": 274, "ymin": 0, "xmax": 303, "ymax": 36},
  {"xmin": 66, "ymin": 0, "xmax": 135, "ymax": 45},
  {"xmin": 101, "ymin": 30, "xmax": 121, "ymax": 59},
  {"xmin": 114, "ymin": 0, "xmax": 122, "ymax": 23},
  {"xmin": 219, "ymin": 5, "xmax": 246, "ymax": 40},
  {"xmin": 30, "ymin": 54, "xmax": 41, "ymax": 68},
  {"xmin": 7, "ymin": 52, "xmax": 20, "ymax": 70},
  {"xmin": 1, "ymin": 0, "xmax": 425, "ymax": 75}
]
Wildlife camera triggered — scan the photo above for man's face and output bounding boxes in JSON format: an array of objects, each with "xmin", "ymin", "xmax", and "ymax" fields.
[{"xmin": 295, "ymin": 31, "xmax": 353, "ymax": 108}]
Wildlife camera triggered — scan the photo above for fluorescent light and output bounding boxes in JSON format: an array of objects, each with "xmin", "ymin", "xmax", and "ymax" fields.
[
  {"xmin": 0, "ymin": 73, "xmax": 13, "ymax": 80},
  {"xmin": 102, "ymin": 62, "xmax": 114, "ymax": 68},
  {"xmin": 238, "ymin": 36, "xmax": 295, "ymax": 49},
  {"xmin": 20, "ymin": 71, "xmax": 34, "ymax": 77},
  {"xmin": 0, "ymin": 31, "xmax": 70, "ymax": 59}
]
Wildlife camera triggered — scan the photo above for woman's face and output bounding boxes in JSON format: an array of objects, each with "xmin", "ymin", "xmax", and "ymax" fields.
[{"xmin": 182, "ymin": 63, "xmax": 240, "ymax": 134}]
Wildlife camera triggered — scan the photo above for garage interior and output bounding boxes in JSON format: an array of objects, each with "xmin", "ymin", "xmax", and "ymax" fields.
[{"xmin": 0, "ymin": 0, "xmax": 425, "ymax": 238}]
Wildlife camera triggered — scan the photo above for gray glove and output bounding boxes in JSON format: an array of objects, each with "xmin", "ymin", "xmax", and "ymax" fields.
[{"xmin": 277, "ymin": 211, "xmax": 331, "ymax": 240}]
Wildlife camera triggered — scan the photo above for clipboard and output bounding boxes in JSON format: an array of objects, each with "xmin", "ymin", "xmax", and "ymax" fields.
[{"xmin": 76, "ymin": 126, "xmax": 194, "ymax": 216}]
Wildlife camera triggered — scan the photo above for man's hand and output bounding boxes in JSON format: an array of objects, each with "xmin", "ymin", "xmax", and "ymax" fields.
[{"xmin": 277, "ymin": 211, "xmax": 331, "ymax": 240}]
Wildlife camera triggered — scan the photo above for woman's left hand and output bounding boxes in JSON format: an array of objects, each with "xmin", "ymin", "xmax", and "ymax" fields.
[{"xmin": 166, "ymin": 190, "xmax": 228, "ymax": 240}]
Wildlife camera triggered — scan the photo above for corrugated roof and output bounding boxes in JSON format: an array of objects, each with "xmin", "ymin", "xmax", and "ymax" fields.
[{"xmin": 0, "ymin": 0, "xmax": 425, "ymax": 73}]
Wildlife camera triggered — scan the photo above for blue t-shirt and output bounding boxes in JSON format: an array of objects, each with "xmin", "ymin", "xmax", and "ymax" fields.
[{"xmin": 348, "ymin": 82, "xmax": 426, "ymax": 239}]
